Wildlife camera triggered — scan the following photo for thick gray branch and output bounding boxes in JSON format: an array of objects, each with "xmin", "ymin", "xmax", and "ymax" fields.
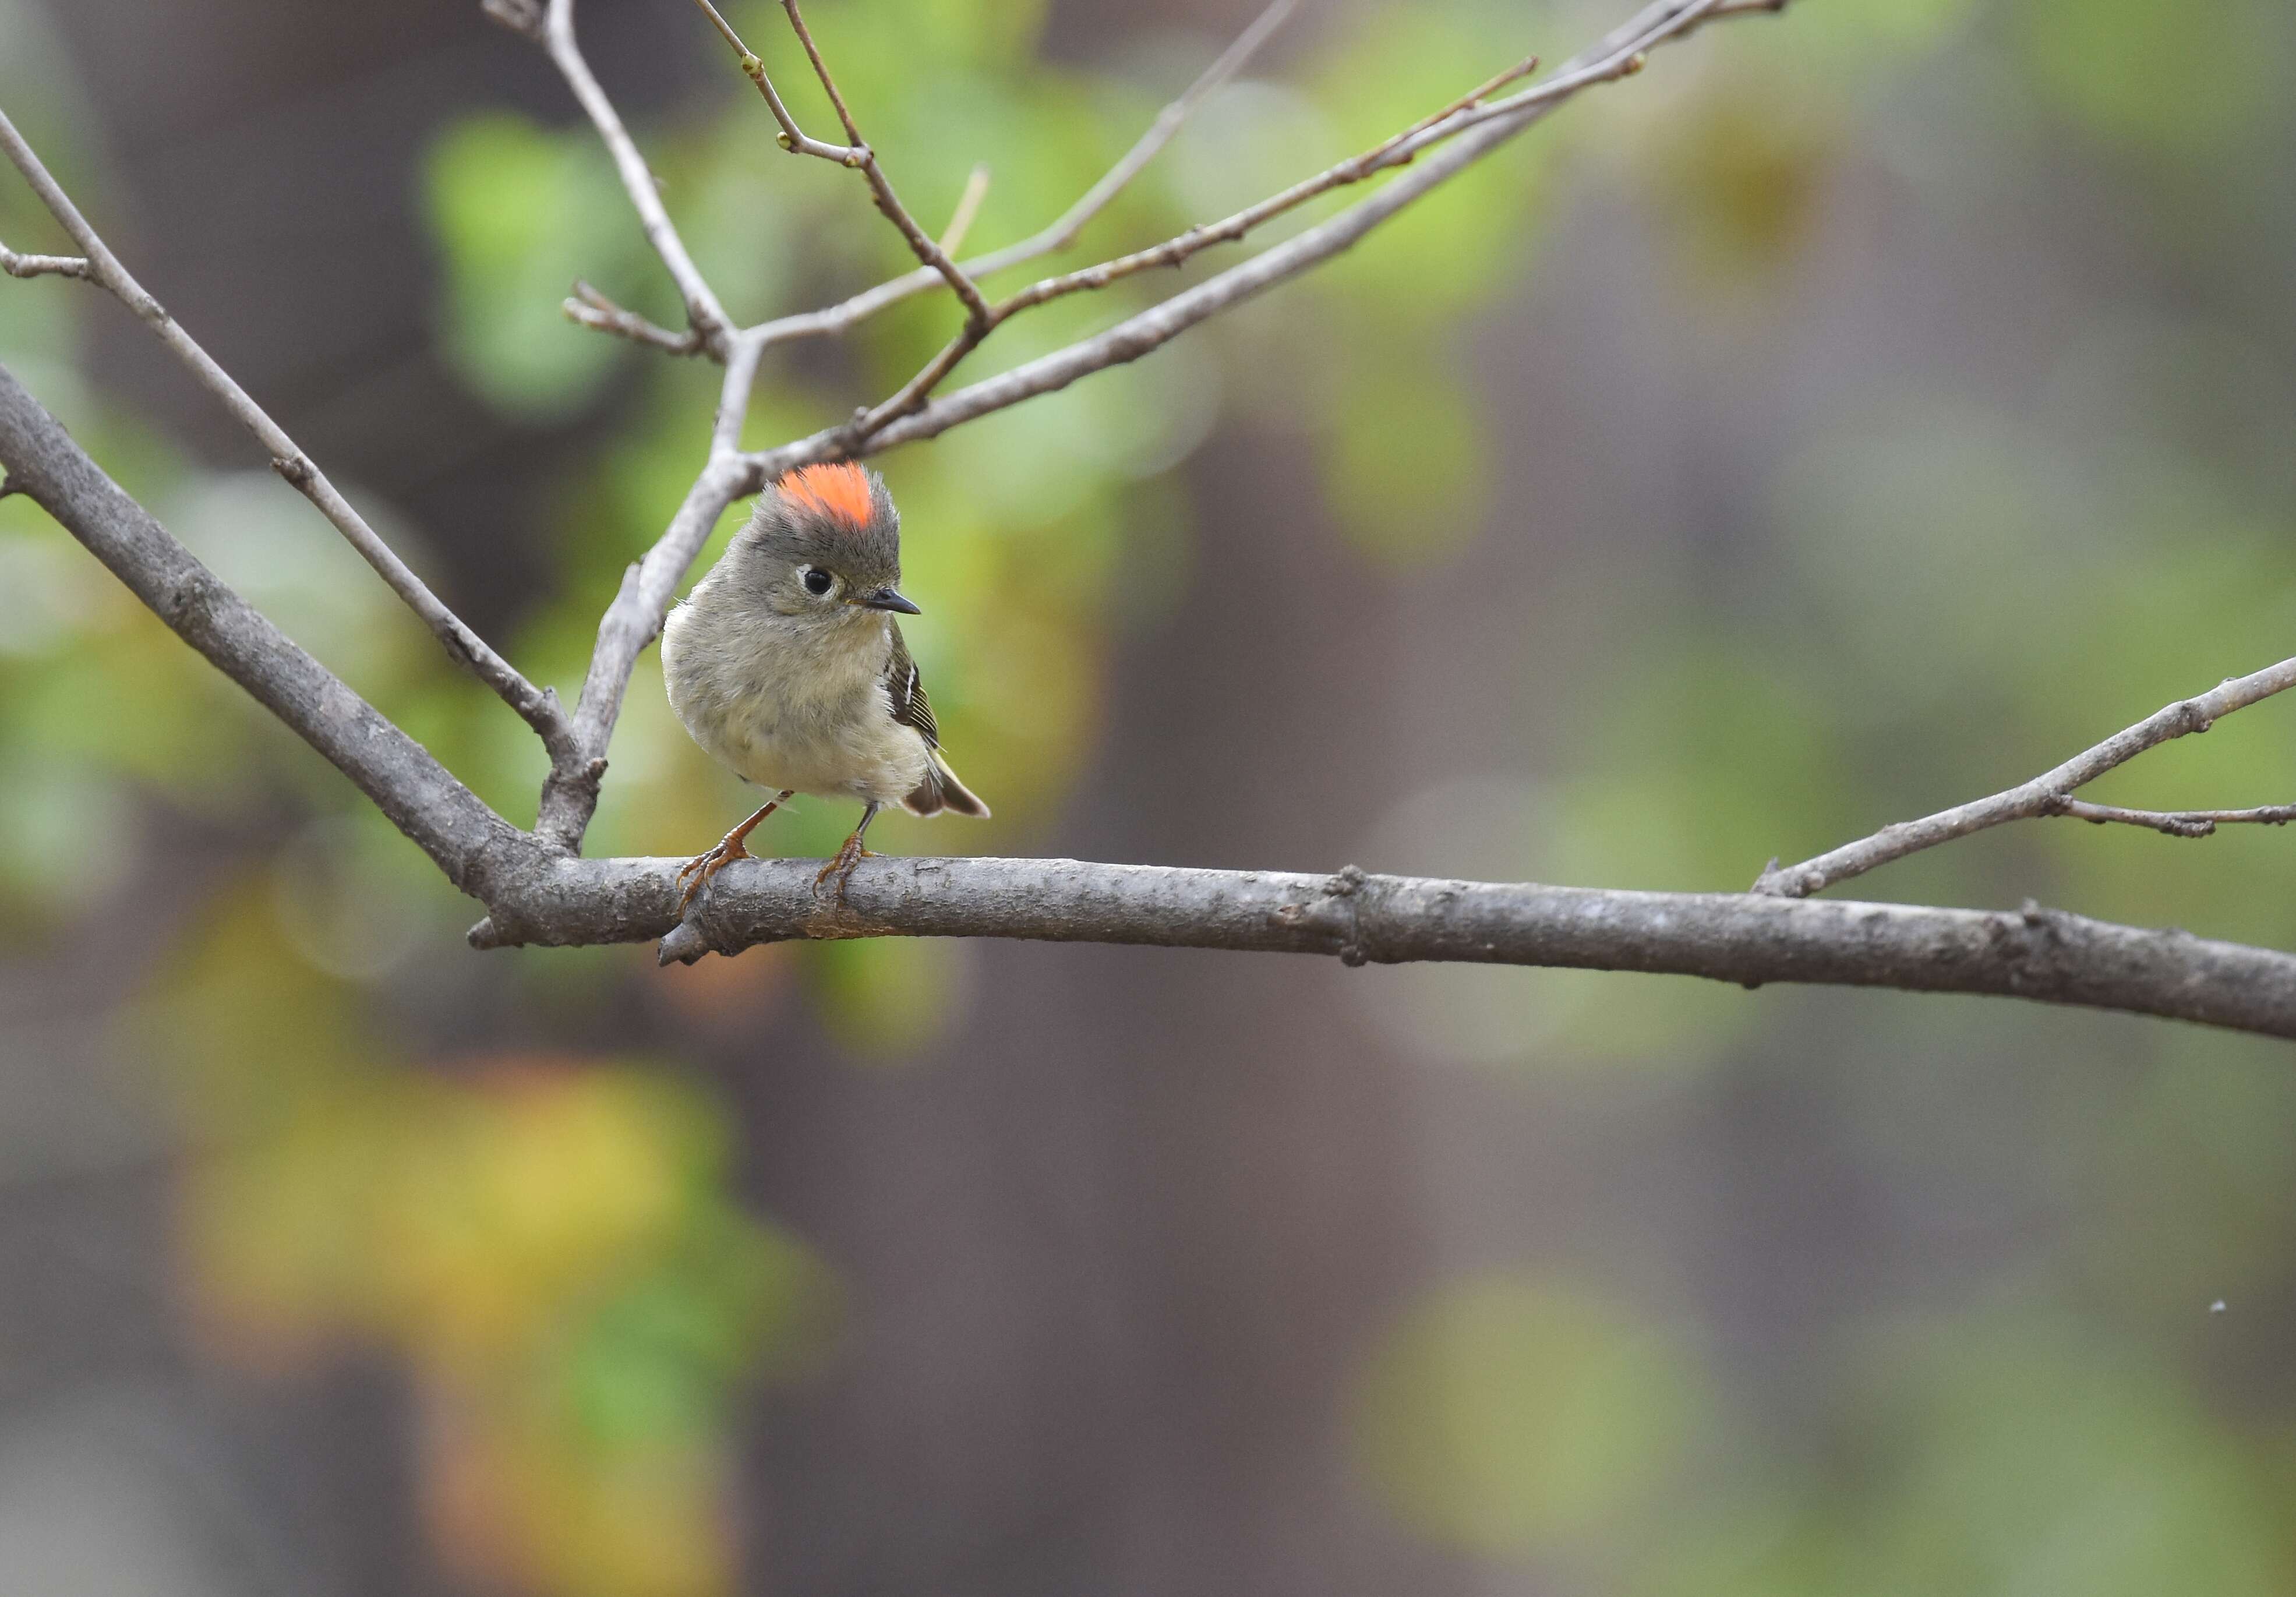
[
  {"xmin": 466, "ymin": 853, "xmax": 2296, "ymax": 1040},
  {"xmin": 0, "ymin": 363, "xmax": 532, "ymax": 895}
]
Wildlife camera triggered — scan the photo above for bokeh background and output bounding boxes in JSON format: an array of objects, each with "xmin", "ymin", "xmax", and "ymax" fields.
[{"xmin": 5, "ymin": 0, "xmax": 2296, "ymax": 1591}]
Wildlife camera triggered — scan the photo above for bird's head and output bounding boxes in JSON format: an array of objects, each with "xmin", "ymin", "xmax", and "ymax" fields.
[{"xmin": 729, "ymin": 461, "xmax": 918, "ymax": 621}]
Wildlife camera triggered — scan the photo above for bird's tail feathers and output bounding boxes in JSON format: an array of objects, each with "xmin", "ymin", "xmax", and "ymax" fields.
[{"xmin": 902, "ymin": 751, "xmax": 990, "ymax": 819}]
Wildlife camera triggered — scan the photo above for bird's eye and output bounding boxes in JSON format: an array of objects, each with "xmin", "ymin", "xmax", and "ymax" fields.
[{"xmin": 801, "ymin": 567, "xmax": 834, "ymax": 596}]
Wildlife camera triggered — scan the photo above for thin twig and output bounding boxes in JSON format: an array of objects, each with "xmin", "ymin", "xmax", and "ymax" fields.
[
  {"xmin": 0, "ymin": 105, "xmax": 570, "ymax": 749},
  {"xmin": 1755, "ymin": 655, "xmax": 2296, "ymax": 896},
  {"xmin": 740, "ymin": 0, "xmax": 1743, "ymax": 478},
  {"xmin": 836, "ymin": 0, "xmax": 1776, "ymax": 441},
  {"xmin": 748, "ymin": 0, "xmax": 1298, "ymax": 349},
  {"xmin": 1401, "ymin": 1, "xmax": 1746, "ymax": 148},
  {"xmin": 987, "ymin": 53, "xmax": 1543, "ymax": 328},
  {"xmin": 679, "ymin": 0, "xmax": 989, "ymax": 321},
  {"xmin": 847, "ymin": 23, "xmax": 1733, "ymax": 440},
  {"xmin": 534, "ymin": 450, "xmax": 753, "ymax": 849},
  {"xmin": 1014, "ymin": 0, "xmax": 1302, "ymax": 263},
  {"xmin": 684, "ymin": 0, "xmax": 862, "ymax": 162},
  {"xmin": 831, "ymin": 51, "xmax": 1544, "ymax": 439},
  {"xmin": 841, "ymin": 323, "xmax": 983, "ymax": 440},
  {"xmin": 0, "ymin": 238, "xmax": 89, "ymax": 279},
  {"xmin": 543, "ymin": 0, "xmax": 734, "ymax": 354},
  {"xmin": 2047, "ymin": 798, "xmax": 2296, "ymax": 839},
  {"xmin": 773, "ymin": 0, "xmax": 992, "ymax": 327},
  {"xmin": 563, "ymin": 280, "xmax": 708, "ymax": 355},
  {"xmin": 531, "ymin": 291, "xmax": 771, "ymax": 844},
  {"xmin": 711, "ymin": 330, "xmax": 766, "ymax": 456},
  {"xmin": 938, "ymin": 164, "xmax": 991, "ymax": 256}
]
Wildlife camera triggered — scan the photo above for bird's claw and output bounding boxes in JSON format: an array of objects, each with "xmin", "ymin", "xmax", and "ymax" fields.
[
  {"xmin": 813, "ymin": 836, "xmax": 876, "ymax": 898},
  {"xmin": 676, "ymin": 835, "xmax": 751, "ymax": 915}
]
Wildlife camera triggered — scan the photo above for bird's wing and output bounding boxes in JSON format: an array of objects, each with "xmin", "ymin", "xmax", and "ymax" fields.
[{"xmin": 884, "ymin": 620, "xmax": 940, "ymax": 748}]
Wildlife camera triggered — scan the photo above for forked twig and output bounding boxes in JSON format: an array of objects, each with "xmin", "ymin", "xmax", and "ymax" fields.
[
  {"xmin": 1755, "ymin": 654, "xmax": 2296, "ymax": 896},
  {"xmin": 544, "ymin": 0, "xmax": 734, "ymax": 355},
  {"xmin": 990, "ymin": 55, "xmax": 1544, "ymax": 329},
  {"xmin": 2049, "ymin": 798, "xmax": 2296, "ymax": 838},
  {"xmin": 681, "ymin": 0, "xmax": 991, "ymax": 325},
  {"xmin": 740, "ymin": 0, "xmax": 1743, "ymax": 474},
  {"xmin": 684, "ymin": 0, "xmax": 861, "ymax": 162},
  {"xmin": 563, "ymin": 280, "xmax": 709, "ymax": 355},
  {"xmin": 1, "ymin": 238, "xmax": 89, "ymax": 278},
  {"xmin": 631, "ymin": 0, "xmax": 1302, "ymax": 355},
  {"xmin": 780, "ymin": 0, "xmax": 992, "ymax": 326}
]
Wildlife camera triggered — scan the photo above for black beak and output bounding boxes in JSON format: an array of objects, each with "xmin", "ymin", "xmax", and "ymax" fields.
[{"xmin": 861, "ymin": 586, "xmax": 921, "ymax": 615}]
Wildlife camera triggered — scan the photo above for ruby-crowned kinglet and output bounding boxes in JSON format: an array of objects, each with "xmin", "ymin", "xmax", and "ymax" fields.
[{"xmin": 662, "ymin": 462, "xmax": 988, "ymax": 908}]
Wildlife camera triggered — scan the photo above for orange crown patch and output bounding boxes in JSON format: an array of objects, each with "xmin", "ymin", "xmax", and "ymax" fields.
[{"xmin": 778, "ymin": 462, "xmax": 875, "ymax": 529}]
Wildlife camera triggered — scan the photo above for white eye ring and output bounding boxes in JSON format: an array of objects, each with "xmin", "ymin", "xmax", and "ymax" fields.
[{"xmin": 800, "ymin": 566, "xmax": 835, "ymax": 596}]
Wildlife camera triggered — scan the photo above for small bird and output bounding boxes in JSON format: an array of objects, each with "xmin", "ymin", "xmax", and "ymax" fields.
[{"xmin": 661, "ymin": 461, "xmax": 987, "ymax": 911}]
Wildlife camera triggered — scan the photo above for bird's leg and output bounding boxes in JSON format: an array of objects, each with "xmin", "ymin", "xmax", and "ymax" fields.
[
  {"xmin": 815, "ymin": 802, "xmax": 883, "ymax": 897},
  {"xmin": 677, "ymin": 790, "xmax": 794, "ymax": 914}
]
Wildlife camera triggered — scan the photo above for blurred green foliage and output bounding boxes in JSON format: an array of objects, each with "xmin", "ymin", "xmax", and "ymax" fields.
[
  {"xmin": 1354, "ymin": 1276, "xmax": 1710, "ymax": 1554},
  {"xmin": 2015, "ymin": 0, "xmax": 2283, "ymax": 156},
  {"xmin": 429, "ymin": 112, "xmax": 650, "ymax": 416},
  {"xmin": 147, "ymin": 887, "xmax": 834, "ymax": 1596},
  {"xmin": 1626, "ymin": 1317, "xmax": 2294, "ymax": 1596}
]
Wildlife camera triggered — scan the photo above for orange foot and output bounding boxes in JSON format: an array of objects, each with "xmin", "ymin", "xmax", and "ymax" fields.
[
  {"xmin": 813, "ymin": 832, "xmax": 876, "ymax": 898},
  {"xmin": 676, "ymin": 834, "xmax": 751, "ymax": 914}
]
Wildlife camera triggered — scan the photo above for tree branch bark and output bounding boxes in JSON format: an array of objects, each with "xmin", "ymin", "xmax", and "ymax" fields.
[{"xmin": 463, "ymin": 853, "xmax": 2296, "ymax": 1041}]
